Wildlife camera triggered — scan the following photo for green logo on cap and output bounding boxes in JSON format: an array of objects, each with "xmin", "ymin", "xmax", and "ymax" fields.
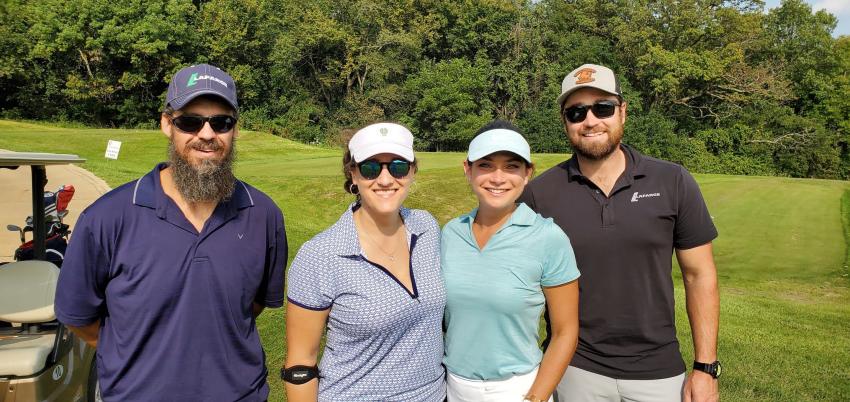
[
  {"xmin": 380, "ymin": 127, "xmax": 388, "ymax": 136},
  {"xmin": 187, "ymin": 73, "xmax": 198, "ymax": 87}
]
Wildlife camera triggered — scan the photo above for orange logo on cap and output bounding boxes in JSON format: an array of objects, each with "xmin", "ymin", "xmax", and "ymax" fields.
[{"xmin": 574, "ymin": 68, "xmax": 596, "ymax": 84}]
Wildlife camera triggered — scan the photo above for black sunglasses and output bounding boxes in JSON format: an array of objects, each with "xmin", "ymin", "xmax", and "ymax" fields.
[
  {"xmin": 562, "ymin": 100, "xmax": 620, "ymax": 123},
  {"xmin": 171, "ymin": 114, "xmax": 237, "ymax": 134},
  {"xmin": 358, "ymin": 159, "xmax": 412, "ymax": 180}
]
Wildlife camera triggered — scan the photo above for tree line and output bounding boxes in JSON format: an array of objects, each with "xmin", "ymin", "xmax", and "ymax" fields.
[{"xmin": 1, "ymin": 0, "xmax": 848, "ymax": 179}]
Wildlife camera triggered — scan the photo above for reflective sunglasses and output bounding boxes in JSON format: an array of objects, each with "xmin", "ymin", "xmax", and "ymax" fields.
[
  {"xmin": 562, "ymin": 100, "xmax": 620, "ymax": 123},
  {"xmin": 171, "ymin": 114, "xmax": 237, "ymax": 134},
  {"xmin": 357, "ymin": 159, "xmax": 412, "ymax": 180}
]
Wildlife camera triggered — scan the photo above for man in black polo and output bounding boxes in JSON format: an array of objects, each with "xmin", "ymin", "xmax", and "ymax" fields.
[
  {"xmin": 519, "ymin": 64, "xmax": 720, "ymax": 402},
  {"xmin": 55, "ymin": 64, "xmax": 287, "ymax": 402}
]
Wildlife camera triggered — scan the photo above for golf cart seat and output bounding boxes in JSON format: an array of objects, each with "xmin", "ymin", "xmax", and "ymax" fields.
[{"xmin": 0, "ymin": 260, "xmax": 60, "ymax": 377}]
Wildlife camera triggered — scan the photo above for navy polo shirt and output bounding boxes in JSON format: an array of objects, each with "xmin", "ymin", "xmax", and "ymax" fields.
[
  {"xmin": 519, "ymin": 145, "xmax": 717, "ymax": 380},
  {"xmin": 55, "ymin": 163, "xmax": 287, "ymax": 402}
]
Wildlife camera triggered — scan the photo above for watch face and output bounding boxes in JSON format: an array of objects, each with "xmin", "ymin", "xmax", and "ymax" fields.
[{"xmin": 714, "ymin": 361, "xmax": 722, "ymax": 378}]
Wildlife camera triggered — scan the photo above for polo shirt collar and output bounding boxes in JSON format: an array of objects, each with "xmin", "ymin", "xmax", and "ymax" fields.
[
  {"xmin": 333, "ymin": 202, "xmax": 430, "ymax": 257},
  {"xmin": 565, "ymin": 143, "xmax": 648, "ymax": 183},
  {"xmin": 459, "ymin": 202, "xmax": 537, "ymax": 228},
  {"xmin": 132, "ymin": 162, "xmax": 254, "ymax": 212}
]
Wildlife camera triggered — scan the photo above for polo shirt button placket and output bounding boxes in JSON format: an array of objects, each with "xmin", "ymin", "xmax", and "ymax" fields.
[{"xmin": 602, "ymin": 202, "xmax": 613, "ymax": 227}]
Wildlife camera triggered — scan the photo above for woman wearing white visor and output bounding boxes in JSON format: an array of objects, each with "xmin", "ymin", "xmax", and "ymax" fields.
[
  {"xmin": 285, "ymin": 122, "xmax": 446, "ymax": 401},
  {"xmin": 441, "ymin": 120, "xmax": 580, "ymax": 402}
]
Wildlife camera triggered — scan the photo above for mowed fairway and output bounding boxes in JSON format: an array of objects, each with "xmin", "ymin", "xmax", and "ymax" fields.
[{"xmin": 1, "ymin": 120, "xmax": 848, "ymax": 401}]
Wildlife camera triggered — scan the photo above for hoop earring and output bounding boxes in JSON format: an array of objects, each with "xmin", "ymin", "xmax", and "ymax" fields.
[{"xmin": 349, "ymin": 183, "xmax": 359, "ymax": 195}]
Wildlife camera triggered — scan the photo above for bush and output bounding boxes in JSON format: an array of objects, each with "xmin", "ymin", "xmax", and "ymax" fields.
[{"xmin": 517, "ymin": 103, "xmax": 569, "ymax": 153}]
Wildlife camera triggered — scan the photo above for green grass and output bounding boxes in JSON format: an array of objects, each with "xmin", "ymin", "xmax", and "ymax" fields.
[
  {"xmin": 1, "ymin": 120, "xmax": 848, "ymax": 401},
  {"xmin": 842, "ymin": 189, "xmax": 850, "ymax": 278}
]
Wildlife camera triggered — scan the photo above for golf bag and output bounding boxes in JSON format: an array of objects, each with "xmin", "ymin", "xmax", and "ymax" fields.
[{"xmin": 9, "ymin": 185, "xmax": 75, "ymax": 267}]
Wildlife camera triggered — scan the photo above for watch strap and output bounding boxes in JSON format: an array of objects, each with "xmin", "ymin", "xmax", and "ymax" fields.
[
  {"xmin": 693, "ymin": 360, "xmax": 721, "ymax": 379},
  {"xmin": 281, "ymin": 365, "xmax": 320, "ymax": 384}
]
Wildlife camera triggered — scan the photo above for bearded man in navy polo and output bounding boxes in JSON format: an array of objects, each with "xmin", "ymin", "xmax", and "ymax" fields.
[{"xmin": 56, "ymin": 64, "xmax": 287, "ymax": 402}]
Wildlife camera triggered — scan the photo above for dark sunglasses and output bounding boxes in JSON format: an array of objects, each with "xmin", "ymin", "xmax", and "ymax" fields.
[
  {"xmin": 171, "ymin": 114, "xmax": 237, "ymax": 134},
  {"xmin": 358, "ymin": 159, "xmax": 412, "ymax": 180},
  {"xmin": 562, "ymin": 100, "xmax": 620, "ymax": 123}
]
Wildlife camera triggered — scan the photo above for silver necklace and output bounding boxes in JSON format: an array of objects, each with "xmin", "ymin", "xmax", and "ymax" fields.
[{"xmin": 357, "ymin": 215, "xmax": 404, "ymax": 261}]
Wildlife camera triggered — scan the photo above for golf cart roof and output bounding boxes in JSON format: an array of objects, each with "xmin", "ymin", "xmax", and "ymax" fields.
[{"xmin": 0, "ymin": 152, "xmax": 86, "ymax": 166}]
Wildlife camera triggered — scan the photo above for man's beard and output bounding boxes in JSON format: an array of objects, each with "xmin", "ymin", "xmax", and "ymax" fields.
[
  {"xmin": 569, "ymin": 125, "xmax": 624, "ymax": 160},
  {"xmin": 168, "ymin": 138, "xmax": 236, "ymax": 203}
]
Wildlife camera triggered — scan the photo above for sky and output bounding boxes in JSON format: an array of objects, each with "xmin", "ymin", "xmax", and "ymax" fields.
[{"xmin": 764, "ymin": 0, "xmax": 850, "ymax": 37}]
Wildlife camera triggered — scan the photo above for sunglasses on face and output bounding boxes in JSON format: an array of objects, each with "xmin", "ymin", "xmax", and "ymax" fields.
[
  {"xmin": 357, "ymin": 159, "xmax": 412, "ymax": 180},
  {"xmin": 562, "ymin": 100, "xmax": 620, "ymax": 124},
  {"xmin": 170, "ymin": 114, "xmax": 237, "ymax": 134}
]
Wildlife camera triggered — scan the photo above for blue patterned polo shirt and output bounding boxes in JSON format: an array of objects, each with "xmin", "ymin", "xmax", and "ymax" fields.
[{"xmin": 287, "ymin": 203, "xmax": 446, "ymax": 401}]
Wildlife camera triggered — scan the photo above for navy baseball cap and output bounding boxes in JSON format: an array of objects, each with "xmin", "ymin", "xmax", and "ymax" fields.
[{"xmin": 165, "ymin": 64, "xmax": 238, "ymax": 112}]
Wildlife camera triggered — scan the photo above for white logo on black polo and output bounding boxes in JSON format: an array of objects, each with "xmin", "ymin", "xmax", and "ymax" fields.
[{"xmin": 631, "ymin": 191, "xmax": 661, "ymax": 202}]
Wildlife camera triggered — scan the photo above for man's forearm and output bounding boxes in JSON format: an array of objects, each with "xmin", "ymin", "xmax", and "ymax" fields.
[
  {"xmin": 678, "ymin": 244, "xmax": 720, "ymax": 362},
  {"xmin": 684, "ymin": 270, "xmax": 719, "ymax": 361},
  {"xmin": 67, "ymin": 320, "xmax": 101, "ymax": 348}
]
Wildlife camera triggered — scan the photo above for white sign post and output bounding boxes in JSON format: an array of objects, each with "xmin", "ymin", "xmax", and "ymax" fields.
[{"xmin": 105, "ymin": 140, "xmax": 122, "ymax": 160}]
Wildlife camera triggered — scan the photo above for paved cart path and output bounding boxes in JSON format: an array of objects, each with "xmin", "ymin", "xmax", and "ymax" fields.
[{"xmin": 0, "ymin": 162, "xmax": 110, "ymax": 262}]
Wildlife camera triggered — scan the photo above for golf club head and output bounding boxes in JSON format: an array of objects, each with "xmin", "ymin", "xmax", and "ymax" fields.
[{"xmin": 7, "ymin": 224, "xmax": 25, "ymax": 244}]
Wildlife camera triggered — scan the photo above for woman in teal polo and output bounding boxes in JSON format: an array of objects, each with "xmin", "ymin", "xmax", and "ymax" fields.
[{"xmin": 441, "ymin": 120, "xmax": 580, "ymax": 402}]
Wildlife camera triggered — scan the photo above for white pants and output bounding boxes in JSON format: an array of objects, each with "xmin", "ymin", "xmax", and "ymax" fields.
[
  {"xmin": 555, "ymin": 366, "xmax": 686, "ymax": 402},
  {"xmin": 447, "ymin": 367, "xmax": 554, "ymax": 402}
]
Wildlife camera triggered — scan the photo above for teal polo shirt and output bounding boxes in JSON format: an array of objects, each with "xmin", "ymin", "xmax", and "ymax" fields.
[{"xmin": 441, "ymin": 203, "xmax": 580, "ymax": 380}]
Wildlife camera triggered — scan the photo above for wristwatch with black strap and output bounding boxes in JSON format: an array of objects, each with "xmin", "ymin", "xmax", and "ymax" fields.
[
  {"xmin": 693, "ymin": 360, "xmax": 722, "ymax": 379},
  {"xmin": 280, "ymin": 365, "xmax": 320, "ymax": 384}
]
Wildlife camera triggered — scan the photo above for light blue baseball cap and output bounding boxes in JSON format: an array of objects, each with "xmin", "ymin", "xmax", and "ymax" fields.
[{"xmin": 467, "ymin": 128, "xmax": 532, "ymax": 164}]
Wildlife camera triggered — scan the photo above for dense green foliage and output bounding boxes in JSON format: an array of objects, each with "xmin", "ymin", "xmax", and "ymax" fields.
[
  {"xmin": 2, "ymin": 121, "xmax": 849, "ymax": 401},
  {"xmin": 1, "ymin": 0, "xmax": 849, "ymax": 179}
]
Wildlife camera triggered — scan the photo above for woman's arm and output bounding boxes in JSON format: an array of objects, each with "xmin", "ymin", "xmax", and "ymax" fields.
[
  {"xmin": 525, "ymin": 280, "xmax": 579, "ymax": 401},
  {"xmin": 284, "ymin": 303, "xmax": 330, "ymax": 402}
]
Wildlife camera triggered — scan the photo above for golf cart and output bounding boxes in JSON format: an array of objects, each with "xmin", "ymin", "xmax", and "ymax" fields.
[{"xmin": 0, "ymin": 152, "xmax": 98, "ymax": 402}]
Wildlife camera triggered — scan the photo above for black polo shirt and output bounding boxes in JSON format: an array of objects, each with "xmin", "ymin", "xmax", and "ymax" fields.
[{"xmin": 519, "ymin": 144, "xmax": 717, "ymax": 380}]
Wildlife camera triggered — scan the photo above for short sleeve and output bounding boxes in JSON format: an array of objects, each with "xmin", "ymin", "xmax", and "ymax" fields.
[
  {"xmin": 674, "ymin": 167, "xmax": 718, "ymax": 249},
  {"xmin": 541, "ymin": 221, "xmax": 581, "ymax": 287},
  {"xmin": 256, "ymin": 209, "xmax": 288, "ymax": 307},
  {"xmin": 440, "ymin": 223, "xmax": 453, "ymax": 269},
  {"xmin": 55, "ymin": 211, "xmax": 110, "ymax": 326},
  {"xmin": 286, "ymin": 241, "xmax": 335, "ymax": 310}
]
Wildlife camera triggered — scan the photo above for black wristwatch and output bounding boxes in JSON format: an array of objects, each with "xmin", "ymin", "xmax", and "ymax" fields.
[
  {"xmin": 280, "ymin": 365, "xmax": 320, "ymax": 384},
  {"xmin": 693, "ymin": 360, "xmax": 722, "ymax": 379}
]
